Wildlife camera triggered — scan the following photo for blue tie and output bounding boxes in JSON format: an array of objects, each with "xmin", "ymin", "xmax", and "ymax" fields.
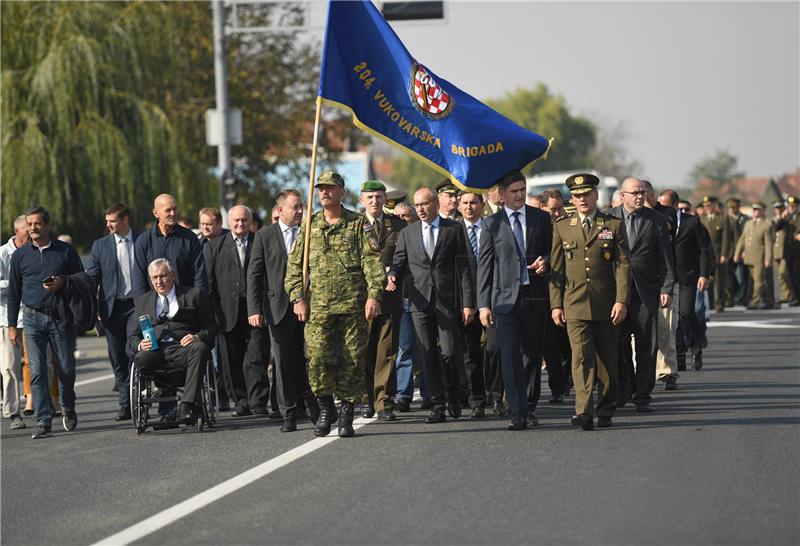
[
  {"xmin": 468, "ymin": 225, "xmax": 479, "ymax": 258},
  {"xmin": 511, "ymin": 212, "xmax": 528, "ymax": 284}
]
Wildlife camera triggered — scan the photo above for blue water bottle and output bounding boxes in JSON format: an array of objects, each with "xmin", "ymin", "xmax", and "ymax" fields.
[{"xmin": 139, "ymin": 314, "xmax": 158, "ymax": 351}]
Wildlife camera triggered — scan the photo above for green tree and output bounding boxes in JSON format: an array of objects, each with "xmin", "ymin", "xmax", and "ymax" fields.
[{"xmin": 688, "ymin": 149, "xmax": 744, "ymax": 186}]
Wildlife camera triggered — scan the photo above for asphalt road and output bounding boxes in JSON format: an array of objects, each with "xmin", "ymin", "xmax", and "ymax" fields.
[{"xmin": 2, "ymin": 306, "xmax": 798, "ymax": 546}]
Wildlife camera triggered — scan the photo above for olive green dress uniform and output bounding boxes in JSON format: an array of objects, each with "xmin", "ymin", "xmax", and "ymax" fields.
[
  {"xmin": 776, "ymin": 196, "xmax": 800, "ymax": 303},
  {"xmin": 772, "ymin": 202, "xmax": 795, "ymax": 303},
  {"xmin": 285, "ymin": 207, "xmax": 385, "ymax": 404},
  {"xmin": 362, "ymin": 193, "xmax": 407, "ymax": 414},
  {"xmin": 550, "ymin": 176, "xmax": 631, "ymax": 420},
  {"xmin": 726, "ymin": 198, "xmax": 750, "ymax": 306},
  {"xmin": 701, "ymin": 198, "xmax": 732, "ymax": 310},
  {"xmin": 733, "ymin": 206, "xmax": 774, "ymax": 308}
]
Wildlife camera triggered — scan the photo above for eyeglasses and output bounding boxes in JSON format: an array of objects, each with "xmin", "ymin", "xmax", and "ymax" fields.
[
  {"xmin": 623, "ymin": 190, "xmax": 647, "ymax": 197},
  {"xmin": 413, "ymin": 200, "xmax": 434, "ymax": 208},
  {"xmin": 677, "ymin": 207, "xmax": 690, "ymax": 213}
]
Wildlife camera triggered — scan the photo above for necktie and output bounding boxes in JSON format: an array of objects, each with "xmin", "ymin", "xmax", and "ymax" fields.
[
  {"xmin": 583, "ymin": 217, "xmax": 591, "ymax": 237},
  {"xmin": 424, "ymin": 224, "xmax": 435, "ymax": 260},
  {"xmin": 236, "ymin": 237, "xmax": 246, "ymax": 266},
  {"xmin": 626, "ymin": 213, "xmax": 637, "ymax": 246},
  {"xmin": 286, "ymin": 227, "xmax": 297, "ymax": 255},
  {"xmin": 159, "ymin": 295, "xmax": 169, "ymax": 321},
  {"xmin": 511, "ymin": 212, "xmax": 528, "ymax": 284},
  {"xmin": 117, "ymin": 237, "xmax": 131, "ymax": 296},
  {"xmin": 373, "ymin": 218, "xmax": 383, "ymax": 239},
  {"xmin": 468, "ymin": 225, "xmax": 479, "ymax": 258}
]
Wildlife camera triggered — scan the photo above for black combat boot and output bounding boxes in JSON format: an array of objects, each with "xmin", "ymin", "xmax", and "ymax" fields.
[
  {"xmin": 338, "ymin": 401, "xmax": 355, "ymax": 438},
  {"xmin": 314, "ymin": 395, "xmax": 335, "ymax": 437},
  {"xmin": 305, "ymin": 394, "xmax": 321, "ymax": 425}
]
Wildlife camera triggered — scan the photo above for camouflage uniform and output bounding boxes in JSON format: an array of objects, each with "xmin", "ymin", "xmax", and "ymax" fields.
[{"xmin": 285, "ymin": 207, "xmax": 385, "ymax": 404}]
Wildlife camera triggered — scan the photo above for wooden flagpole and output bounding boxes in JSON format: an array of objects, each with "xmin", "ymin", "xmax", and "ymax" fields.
[{"xmin": 301, "ymin": 96, "xmax": 323, "ymax": 297}]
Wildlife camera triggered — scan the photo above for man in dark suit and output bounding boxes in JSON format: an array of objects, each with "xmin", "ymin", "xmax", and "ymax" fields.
[
  {"xmin": 609, "ymin": 178, "xmax": 675, "ymax": 412},
  {"xmin": 129, "ymin": 258, "xmax": 218, "ymax": 424},
  {"xmin": 478, "ymin": 170, "xmax": 552, "ymax": 430},
  {"xmin": 458, "ymin": 191, "xmax": 502, "ymax": 419},
  {"xmin": 86, "ymin": 203, "xmax": 139, "ymax": 421},
  {"xmin": 387, "ymin": 187, "xmax": 474, "ymax": 423},
  {"xmin": 359, "ymin": 181, "xmax": 406, "ymax": 421},
  {"xmin": 661, "ymin": 190, "xmax": 714, "ymax": 377},
  {"xmin": 248, "ymin": 190, "xmax": 318, "ymax": 432},
  {"xmin": 205, "ymin": 205, "xmax": 269, "ymax": 417}
]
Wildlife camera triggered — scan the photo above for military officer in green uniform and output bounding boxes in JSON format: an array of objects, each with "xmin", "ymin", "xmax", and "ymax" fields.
[
  {"xmin": 776, "ymin": 196, "xmax": 800, "ymax": 305},
  {"xmin": 436, "ymin": 179, "xmax": 462, "ymax": 221},
  {"xmin": 701, "ymin": 196, "xmax": 732, "ymax": 311},
  {"xmin": 726, "ymin": 197, "xmax": 750, "ymax": 306},
  {"xmin": 384, "ymin": 189, "xmax": 407, "ymax": 216},
  {"xmin": 772, "ymin": 200, "xmax": 796, "ymax": 305},
  {"xmin": 359, "ymin": 180, "xmax": 407, "ymax": 421},
  {"xmin": 550, "ymin": 173, "xmax": 631, "ymax": 430},
  {"xmin": 285, "ymin": 171, "xmax": 385, "ymax": 437},
  {"xmin": 733, "ymin": 202, "xmax": 774, "ymax": 309}
]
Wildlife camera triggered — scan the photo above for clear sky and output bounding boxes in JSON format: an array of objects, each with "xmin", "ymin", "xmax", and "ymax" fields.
[{"xmin": 313, "ymin": 1, "xmax": 799, "ymax": 187}]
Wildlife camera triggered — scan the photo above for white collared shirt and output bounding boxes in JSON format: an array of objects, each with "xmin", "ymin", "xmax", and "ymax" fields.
[
  {"xmin": 155, "ymin": 286, "xmax": 179, "ymax": 320},
  {"xmin": 504, "ymin": 205, "xmax": 526, "ymax": 246},
  {"xmin": 578, "ymin": 211, "xmax": 597, "ymax": 227},
  {"xmin": 278, "ymin": 220, "xmax": 298, "ymax": 256},
  {"xmin": 114, "ymin": 230, "xmax": 134, "ymax": 297},
  {"xmin": 422, "ymin": 215, "xmax": 441, "ymax": 249},
  {"xmin": 463, "ymin": 218, "xmax": 483, "ymax": 256}
]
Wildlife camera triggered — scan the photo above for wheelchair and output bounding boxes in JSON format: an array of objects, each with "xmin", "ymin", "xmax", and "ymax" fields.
[{"xmin": 129, "ymin": 358, "xmax": 219, "ymax": 434}]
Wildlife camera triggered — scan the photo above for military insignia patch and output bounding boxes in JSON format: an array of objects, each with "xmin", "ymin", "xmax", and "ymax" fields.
[
  {"xmin": 602, "ymin": 251, "xmax": 612, "ymax": 261},
  {"xmin": 575, "ymin": 176, "xmax": 584, "ymax": 185},
  {"xmin": 368, "ymin": 236, "xmax": 380, "ymax": 251},
  {"xmin": 363, "ymin": 223, "xmax": 372, "ymax": 232},
  {"xmin": 597, "ymin": 229, "xmax": 613, "ymax": 240},
  {"xmin": 410, "ymin": 62, "xmax": 454, "ymax": 119},
  {"xmin": 569, "ymin": 217, "xmax": 578, "ymax": 226}
]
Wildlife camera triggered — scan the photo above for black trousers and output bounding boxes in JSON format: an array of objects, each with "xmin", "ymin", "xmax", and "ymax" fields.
[
  {"xmin": 134, "ymin": 340, "xmax": 210, "ymax": 406},
  {"xmin": 410, "ymin": 303, "xmax": 463, "ymax": 409},
  {"xmin": 483, "ymin": 325, "xmax": 503, "ymax": 403},
  {"xmin": 104, "ymin": 298, "xmax": 134, "ymax": 408},
  {"xmin": 617, "ymin": 290, "xmax": 657, "ymax": 406},
  {"xmin": 267, "ymin": 311, "xmax": 310, "ymax": 417},
  {"xmin": 543, "ymin": 312, "xmax": 571, "ymax": 397},
  {"xmin": 462, "ymin": 318, "xmax": 487, "ymax": 409},
  {"xmin": 218, "ymin": 299, "xmax": 270, "ymax": 410},
  {"xmin": 676, "ymin": 283, "xmax": 702, "ymax": 357}
]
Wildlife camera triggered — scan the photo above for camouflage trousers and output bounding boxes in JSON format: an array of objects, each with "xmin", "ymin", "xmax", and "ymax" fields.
[{"xmin": 305, "ymin": 312, "xmax": 368, "ymax": 404}]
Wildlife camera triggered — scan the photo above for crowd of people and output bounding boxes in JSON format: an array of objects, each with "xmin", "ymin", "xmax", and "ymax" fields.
[{"xmin": 1, "ymin": 171, "xmax": 798, "ymax": 439}]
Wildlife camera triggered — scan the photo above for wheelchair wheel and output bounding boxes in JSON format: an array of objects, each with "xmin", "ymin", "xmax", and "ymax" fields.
[
  {"xmin": 130, "ymin": 367, "xmax": 149, "ymax": 434},
  {"xmin": 201, "ymin": 361, "xmax": 218, "ymax": 428},
  {"xmin": 196, "ymin": 415, "xmax": 204, "ymax": 432}
]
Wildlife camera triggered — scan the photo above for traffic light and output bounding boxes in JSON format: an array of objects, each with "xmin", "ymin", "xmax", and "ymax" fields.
[{"xmin": 381, "ymin": 1, "xmax": 444, "ymax": 21}]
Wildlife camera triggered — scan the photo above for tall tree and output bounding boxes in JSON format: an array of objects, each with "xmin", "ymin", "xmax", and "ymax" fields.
[{"xmin": 688, "ymin": 149, "xmax": 745, "ymax": 186}]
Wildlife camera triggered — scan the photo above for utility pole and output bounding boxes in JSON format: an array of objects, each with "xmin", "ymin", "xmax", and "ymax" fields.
[{"xmin": 212, "ymin": 0, "xmax": 233, "ymax": 224}]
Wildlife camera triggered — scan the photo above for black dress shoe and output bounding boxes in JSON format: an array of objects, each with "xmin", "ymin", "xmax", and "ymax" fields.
[
  {"xmin": 664, "ymin": 378, "xmax": 678, "ymax": 391},
  {"xmin": 635, "ymin": 402, "xmax": 652, "ymax": 413},
  {"xmin": 153, "ymin": 414, "xmax": 179, "ymax": 430},
  {"xmin": 507, "ymin": 416, "xmax": 527, "ymax": 431},
  {"xmin": 251, "ymin": 406, "xmax": 268, "ymax": 416},
  {"xmin": 548, "ymin": 393, "xmax": 564, "ymax": 403},
  {"xmin": 571, "ymin": 414, "xmax": 594, "ymax": 431},
  {"xmin": 361, "ymin": 402, "xmax": 375, "ymax": 419},
  {"xmin": 231, "ymin": 406, "xmax": 251, "ymax": 417},
  {"xmin": 597, "ymin": 416, "xmax": 613, "ymax": 428},
  {"xmin": 280, "ymin": 415, "xmax": 297, "ymax": 432},
  {"xmin": 493, "ymin": 401, "xmax": 507, "ymax": 417},
  {"xmin": 469, "ymin": 406, "xmax": 485, "ymax": 419},
  {"xmin": 527, "ymin": 413, "xmax": 539, "ymax": 427},
  {"xmin": 425, "ymin": 407, "xmax": 446, "ymax": 423},
  {"xmin": 692, "ymin": 354, "xmax": 703, "ymax": 371},
  {"xmin": 377, "ymin": 408, "xmax": 397, "ymax": 421},
  {"xmin": 178, "ymin": 403, "xmax": 194, "ymax": 423},
  {"xmin": 115, "ymin": 406, "xmax": 131, "ymax": 421},
  {"xmin": 420, "ymin": 399, "xmax": 433, "ymax": 410},
  {"xmin": 448, "ymin": 400, "xmax": 462, "ymax": 419},
  {"xmin": 395, "ymin": 399, "xmax": 411, "ymax": 413}
]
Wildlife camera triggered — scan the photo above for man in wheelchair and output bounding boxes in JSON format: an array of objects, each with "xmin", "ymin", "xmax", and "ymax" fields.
[{"xmin": 129, "ymin": 258, "xmax": 218, "ymax": 425}]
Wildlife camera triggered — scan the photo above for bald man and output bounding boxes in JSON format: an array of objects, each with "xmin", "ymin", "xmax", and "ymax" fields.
[{"xmin": 133, "ymin": 194, "xmax": 208, "ymax": 297}]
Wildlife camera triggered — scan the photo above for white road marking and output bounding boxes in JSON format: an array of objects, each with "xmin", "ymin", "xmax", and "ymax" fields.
[
  {"xmin": 92, "ymin": 416, "xmax": 376, "ymax": 546},
  {"xmin": 707, "ymin": 320, "xmax": 797, "ymax": 329},
  {"xmin": 75, "ymin": 373, "xmax": 115, "ymax": 387}
]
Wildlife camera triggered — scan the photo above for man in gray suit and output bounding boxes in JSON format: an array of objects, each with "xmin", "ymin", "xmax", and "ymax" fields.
[
  {"xmin": 477, "ymin": 170, "xmax": 552, "ymax": 430},
  {"xmin": 387, "ymin": 187, "xmax": 474, "ymax": 423},
  {"xmin": 608, "ymin": 177, "xmax": 675, "ymax": 412}
]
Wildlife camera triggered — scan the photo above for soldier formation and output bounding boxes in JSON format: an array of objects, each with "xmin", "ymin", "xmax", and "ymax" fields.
[{"xmin": 2, "ymin": 171, "xmax": 798, "ymax": 438}]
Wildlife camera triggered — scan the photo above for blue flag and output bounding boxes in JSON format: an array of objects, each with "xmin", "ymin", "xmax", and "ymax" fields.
[{"xmin": 318, "ymin": 0, "xmax": 552, "ymax": 191}]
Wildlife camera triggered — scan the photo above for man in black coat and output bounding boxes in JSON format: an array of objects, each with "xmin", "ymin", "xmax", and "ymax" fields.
[
  {"xmin": 609, "ymin": 178, "xmax": 675, "ymax": 412},
  {"xmin": 477, "ymin": 171, "xmax": 552, "ymax": 430},
  {"xmin": 129, "ymin": 258, "xmax": 218, "ymax": 423},
  {"xmin": 247, "ymin": 190, "xmax": 318, "ymax": 432},
  {"xmin": 204, "ymin": 205, "xmax": 269, "ymax": 417},
  {"xmin": 387, "ymin": 187, "xmax": 474, "ymax": 424}
]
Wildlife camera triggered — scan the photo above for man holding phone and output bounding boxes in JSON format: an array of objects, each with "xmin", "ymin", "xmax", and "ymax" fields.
[{"xmin": 6, "ymin": 206, "xmax": 84, "ymax": 439}]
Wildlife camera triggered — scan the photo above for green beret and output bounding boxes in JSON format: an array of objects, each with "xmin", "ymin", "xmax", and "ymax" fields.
[
  {"xmin": 435, "ymin": 179, "xmax": 460, "ymax": 195},
  {"xmin": 726, "ymin": 197, "xmax": 741, "ymax": 207},
  {"xmin": 360, "ymin": 180, "xmax": 386, "ymax": 192},
  {"xmin": 316, "ymin": 171, "xmax": 345, "ymax": 188},
  {"xmin": 565, "ymin": 173, "xmax": 599, "ymax": 195}
]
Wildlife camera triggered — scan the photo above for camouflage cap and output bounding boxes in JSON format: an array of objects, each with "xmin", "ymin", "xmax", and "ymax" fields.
[
  {"xmin": 360, "ymin": 180, "xmax": 386, "ymax": 193},
  {"xmin": 565, "ymin": 173, "xmax": 599, "ymax": 195},
  {"xmin": 315, "ymin": 171, "xmax": 345, "ymax": 188},
  {"xmin": 435, "ymin": 179, "xmax": 461, "ymax": 195}
]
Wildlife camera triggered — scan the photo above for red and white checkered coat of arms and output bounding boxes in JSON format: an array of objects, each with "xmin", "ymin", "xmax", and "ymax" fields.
[{"xmin": 410, "ymin": 62, "xmax": 454, "ymax": 120}]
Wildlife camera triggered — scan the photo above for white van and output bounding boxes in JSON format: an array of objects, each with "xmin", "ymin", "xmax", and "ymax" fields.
[{"xmin": 527, "ymin": 170, "xmax": 619, "ymax": 208}]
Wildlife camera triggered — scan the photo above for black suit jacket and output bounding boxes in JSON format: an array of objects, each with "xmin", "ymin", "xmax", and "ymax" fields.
[
  {"xmin": 247, "ymin": 223, "xmax": 293, "ymax": 326},
  {"xmin": 204, "ymin": 232, "xmax": 253, "ymax": 333},
  {"xmin": 128, "ymin": 285, "xmax": 218, "ymax": 353},
  {"xmin": 85, "ymin": 231, "xmax": 139, "ymax": 323},
  {"xmin": 673, "ymin": 212, "xmax": 715, "ymax": 285},
  {"xmin": 389, "ymin": 217, "xmax": 474, "ymax": 316},
  {"xmin": 477, "ymin": 205, "xmax": 552, "ymax": 314},
  {"xmin": 608, "ymin": 206, "xmax": 675, "ymax": 310}
]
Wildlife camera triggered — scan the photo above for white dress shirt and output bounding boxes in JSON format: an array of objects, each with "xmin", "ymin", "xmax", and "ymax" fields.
[
  {"xmin": 463, "ymin": 218, "xmax": 483, "ymax": 257},
  {"xmin": 155, "ymin": 286, "xmax": 179, "ymax": 320},
  {"xmin": 114, "ymin": 231, "xmax": 134, "ymax": 297},
  {"xmin": 278, "ymin": 220, "xmax": 298, "ymax": 256},
  {"xmin": 422, "ymin": 215, "xmax": 441, "ymax": 254},
  {"xmin": 504, "ymin": 205, "xmax": 527, "ymax": 247}
]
